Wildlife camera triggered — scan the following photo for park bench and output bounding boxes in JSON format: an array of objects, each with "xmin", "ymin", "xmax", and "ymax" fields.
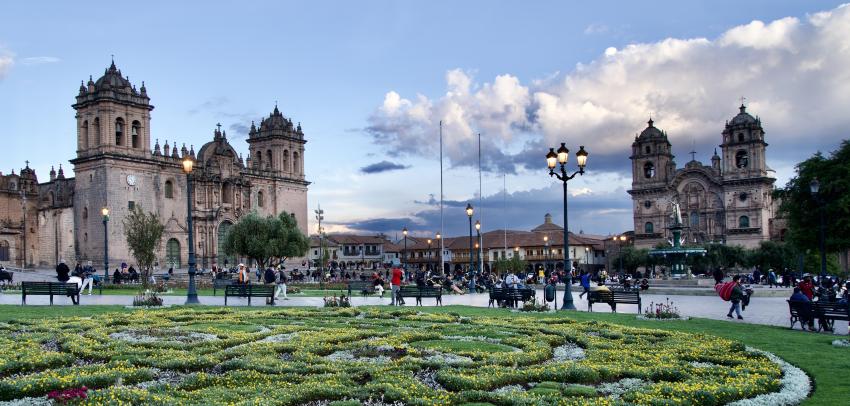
[
  {"xmin": 22, "ymin": 281, "xmax": 80, "ymax": 305},
  {"xmin": 224, "ymin": 284, "xmax": 275, "ymax": 306},
  {"xmin": 488, "ymin": 287, "xmax": 535, "ymax": 308},
  {"xmin": 347, "ymin": 280, "xmax": 376, "ymax": 297},
  {"xmin": 587, "ymin": 290, "xmax": 641, "ymax": 313},
  {"xmin": 812, "ymin": 301, "xmax": 850, "ymax": 332},
  {"xmin": 397, "ymin": 285, "xmax": 443, "ymax": 306},
  {"xmin": 787, "ymin": 300, "xmax": 814, "ymax": 330},
  {"xmin": 213, "ymin": 278, "xmax": 234, "ymax": 296}
]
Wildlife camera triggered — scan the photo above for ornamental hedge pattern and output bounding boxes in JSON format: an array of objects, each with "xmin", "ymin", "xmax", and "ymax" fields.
[{"xmin": 0, "ymin": 308, "xmax": 794, "ymax": 405}]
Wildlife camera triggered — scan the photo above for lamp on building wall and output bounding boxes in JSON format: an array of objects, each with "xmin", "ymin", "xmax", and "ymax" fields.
[
  {"xmin": 101, "ymin": 207, "xmax": 109, "ymax": 294},
  {"xmin": 546, "ymin": 143, "xmax": 588, "ymax": 310},
  {"xmin": 810, "ymin": 178, "xmax": 827, "ymax": 285},
  {"xmin": 183, "ymin": 156, "xmax": 200, "ymax": 304},
  {"xmin": 466, "ymin": 204, "xmax": 474, "ymax": 274}
]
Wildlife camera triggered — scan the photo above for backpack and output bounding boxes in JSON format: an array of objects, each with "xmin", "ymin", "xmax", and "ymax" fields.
[{"xmin": 715, "ymin": 281, "xmax": 736, "ymax": 301}]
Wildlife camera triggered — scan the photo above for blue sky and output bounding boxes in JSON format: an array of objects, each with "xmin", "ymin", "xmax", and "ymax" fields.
[{"xmin": 1, "ymin": 1, "xmax": 848, "ymax": 238}]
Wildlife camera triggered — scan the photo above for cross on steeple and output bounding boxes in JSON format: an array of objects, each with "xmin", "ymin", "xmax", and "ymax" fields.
[
  {"xmin": 740, "ymin": 96, "xmax": 746, "ymax": 106},
  {"xmin": 216, "ymin": 123, "xmax": 222, "ymax": 132},
  {"xmin": 689, "ymin": 139, "xmax": 696, "ymax": 161},
  {"xmin": 24, "ymin": 160, "xmax": 29, "ymax": 168}
]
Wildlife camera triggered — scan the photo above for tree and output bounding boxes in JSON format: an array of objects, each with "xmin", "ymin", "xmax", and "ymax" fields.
[
  {"xmin": 611, "ymin": 247, "xmax": 650, "ymax": 274},
  {"xmin": 222, "ymin": 211, "xmax": 309, "ymax": 269},
  {"xmin": 777, "ymin": 140, "xmax": 850, "ymax": 254},
  {"xmin": 492, "ymin": 256, "xmax": 527, "ymax": 276},
  {"xmin": 122, "ymin": 205, "xmax": 165, "ymax": 287},
  {"xmin": 749, "ymin": 241, "xmax": 796, "ymax": 272}
]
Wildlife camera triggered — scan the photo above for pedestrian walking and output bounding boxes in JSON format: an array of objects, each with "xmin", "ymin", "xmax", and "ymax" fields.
[
  {"xmin": 726, "ymin": 275, "xmax": 745, "ymax": 320},
  {"xmin": 237, "ymin": 264, "xmax": 250, "ymax": 284},
  {"xmin": 275, "ymin": 266, "xmax": 288, "ymax": 300},
  {"xmin": 80, "ymin": 261, "xmax": 95, "ymax": 295},
  {"xmin": 578, "ymin": 271, "xmax": 591, "ymax": 299},
  {"xmin": 768, "ymin": 268, "xmax": 777, "ymax": 288}
]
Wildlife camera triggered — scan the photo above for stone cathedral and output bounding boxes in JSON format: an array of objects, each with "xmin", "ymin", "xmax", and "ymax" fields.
[
  {"xmin": 628, "ymin": 104, "xmax": 781, "ymax": 249},
  {"xmin": 0, "ymin": 62, "xmax": 309, "ymax": 269}
]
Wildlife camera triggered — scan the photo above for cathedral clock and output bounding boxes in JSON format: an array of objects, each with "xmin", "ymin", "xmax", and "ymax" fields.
[{"xmin": 126, "ymin": 175, "xmax": 137, "ymax": 186}]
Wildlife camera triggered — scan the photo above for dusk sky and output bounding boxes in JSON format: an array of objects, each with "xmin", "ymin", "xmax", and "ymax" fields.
[{"xmin": 2, "ymin": 1, "xmax": 848, "ymax": 239}]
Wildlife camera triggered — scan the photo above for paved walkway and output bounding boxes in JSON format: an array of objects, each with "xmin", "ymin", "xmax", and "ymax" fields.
[{"xmin": 2, "ymin": 286, "xmax": 845, "ymax": 335}]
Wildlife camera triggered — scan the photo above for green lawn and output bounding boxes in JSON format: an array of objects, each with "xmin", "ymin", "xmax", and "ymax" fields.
[
  {"xmin": 1, "ymin": 287, "xmax": 344, "ymax": 297},
  {"xmin": 0, "ymin": 304, "xmax": 843, "ymax": 405}
]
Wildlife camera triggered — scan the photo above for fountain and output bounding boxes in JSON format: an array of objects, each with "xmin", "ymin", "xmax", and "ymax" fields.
[{"xmin": 649, "ymin": 200, "xmax": 706, "ymax": 278}]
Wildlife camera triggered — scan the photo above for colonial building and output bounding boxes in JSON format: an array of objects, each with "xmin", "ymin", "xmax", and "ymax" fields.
[
  {"xmin": 0, "ymin": 62, "xmax": 309, "ymax": 269},
  {"xmin": 628, "ymin": 104, "xmax": 778, "ymax": 249}
]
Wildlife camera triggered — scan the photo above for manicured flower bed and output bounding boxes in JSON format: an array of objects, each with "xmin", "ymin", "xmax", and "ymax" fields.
[{"xmin": 0, "ymin": 307, "xmax": 803, "ymax": 405}]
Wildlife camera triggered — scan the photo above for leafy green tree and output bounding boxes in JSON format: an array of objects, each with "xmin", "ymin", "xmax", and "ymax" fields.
[
  {"xmin": 223, "ymin": 211, "xmax": 309, "ymax": 269},
  {"xmin": 611, "ymin": 247, "xmax": 650, "ymax": 274},
  {"xmin": 777, "ymin": 140, "xmax": 850, "ymax": 254},
  {"xmin": 493, "ymin": 256, "xmax": 527, "ymax": 275},
  {"xmin": 748, "ymin": 241, "xmax": 796, "ymax": 272},
  {"xmin": 122, "ymin": 206, "xmax": 165, "ymax": 287}
]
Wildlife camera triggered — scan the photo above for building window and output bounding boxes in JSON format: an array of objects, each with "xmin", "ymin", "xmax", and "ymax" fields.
[
  {"xmin": 82, "ymin": 120, "xmax": 89, "ymax": 149},
  {"xmin": 222, "ymin": 183, "xmax": 232, "ymax": 204},
  {"xmin": 739, "ymin": 215, "xmax": 750, "ymax": 228},
  {"xmin": 257, "ymin": 190, "xmax": 264, "ymax": 207},
  {"xmin": 82, "ymin": 207, "xmax": 88, "ymax": 219},
  {"xmin": 283, "ymin": 150, "xmax": 290, "ymax": 172},
  {"xmin": 128, "ymin": 201, "xmax": 135, "ymax": 210},
  {"xmin": 131, "ymin": 121, "xmax": 140, "ymax": 148},
  {"xmin": 738, "ymin": 133, "xmax": 744, "ymax": 142},
  {"xmin": 645, "ymin": 145, "xmax": 651, "ymax": 154},
  {"xmin": 690, "ymin": 212, "xmax": 699, "ymax": 227},
  {"xmin": 266, "ymin": 150, "xmax": 273, "ymax": 169},
  {"xmin": 93, "ymin": 117, "xmax": 101, "ymax": 145},
  {"xmin": 84, "ymin": 233, "xmax": 88, "ymax": 242},
  {"xmin": 645, "ymin": 222, "xmax": 654, "ymax": 234},
  {"xmin": 735, "ymin": 150, "xmax": 749, "ymax": 168},
  {"xmin": 643, "ymin": 162, "xmax": 655, "ymax": 178},
  {"xmin": 115, "ymin": 118, "xmax": 124, "ymax": 146},
  {"xmin": 164, "ymin": 180, "xmax": 174, "ymax": 199},
  {"xmin": 644, "ymin": 200, "xmax": 652, "ymax": 209},
  {"xmin": 293, "ymin": 151, "xmax": 300, "ymax": 174}
]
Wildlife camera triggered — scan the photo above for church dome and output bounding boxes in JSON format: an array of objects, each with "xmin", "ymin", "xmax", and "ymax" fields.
[
  {"xmin": 259, "ymin": 105, "xmax": 293, "ymax": 133},
  {"xmin": 637, "ymin": 118, "xmax": 666, "ymax": 140},
  {"xmin": 93, "ymin": 61, "xmax": 133, "ymax": 93},
  {"xmin": 197, "ymin": 126, "xmax": 243, "ymax": 168},
  {"xmin": 729, "ymin": 104, "xmax": 758, "ymax": 126}
]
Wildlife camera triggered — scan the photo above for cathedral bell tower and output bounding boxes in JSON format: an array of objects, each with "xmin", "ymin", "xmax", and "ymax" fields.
[
  {"xmin": 720, "ymin": 104, "xmax": 767, "ymax": 180},
  {"xmin": 72, "ymin": 61, "xmax": 153, "ymax": 158},
  {"xmin": 630, "ymin": 118, "xmax": 675, "ymax": 188},
  {"xmin": 246, "ymin": 105, "xmax": 306, "ymax": 180}
]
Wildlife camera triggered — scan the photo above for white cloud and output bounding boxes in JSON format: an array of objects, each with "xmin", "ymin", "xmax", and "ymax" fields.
[
  {"xmin": 366, "ymin": 3, "xmax": 850, "ymax": 175},
  {"xmin": 0, "ymin": 49, "xmax": 13, "ymax": 79},
  {"xmin": 584, "ymin": 23, "xmax": 610, "ymax": 35},
  {"xmin": 19, "ymin": 56, "xmax": 60, "ymax": 65}
]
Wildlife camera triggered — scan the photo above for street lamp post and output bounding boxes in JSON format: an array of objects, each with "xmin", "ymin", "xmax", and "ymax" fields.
[
  {"xmin": 474, "ymin": 220, "xmax": 481, "ymax": 275},
  {"xmin": 466, "ymin": 204, "xmax": 474, "ymax": 274},
  {"xmin": 315, "ymin": 206, "xmax": 324, "ymax": 273},
  {"xmin": 427, "ymin": 238, "xmax": 433, "ymax": 272},
  {"xmin": 810, "ymin": 179, "xmax": 827, "ymax": 285},
  {"xmin": 546, "ymin": 143, "xmax": 589, "ymax": 310},
  {"xmin": 101, "ymin": 207, "xmax": 109, "ymax": 294},
  {"xmin": 544, "ymin": 235, "xmax": 550, "ymax": 279},
  {"xmin": 435, "ymin": 233, "xmax": 442, "ymax": 275},
  {"xmin": 402, "ymin": 227, "xmax": 408, "ymax": 271},
  {"xmin": 617, "ymin": 235, "xmax": 627, "ymax": 279},
  {"xmin": 182, "ymin": 157, "xmax": 200, "ymax": 304}
]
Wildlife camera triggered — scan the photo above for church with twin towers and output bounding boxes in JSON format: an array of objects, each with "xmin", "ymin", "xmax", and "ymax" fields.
[
  {"xmin": 627, "ymin": 103, "xmax": 784, "ymax": 249},
  {"xmin": 0, "ymin": 61, "xmax": 308, "ymax": 269}
]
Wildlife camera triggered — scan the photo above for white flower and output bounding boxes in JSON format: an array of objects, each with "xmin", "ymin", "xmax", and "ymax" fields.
[{"xmin": 727, "ymin": 347, "xmax": 811, "ymax": 406}]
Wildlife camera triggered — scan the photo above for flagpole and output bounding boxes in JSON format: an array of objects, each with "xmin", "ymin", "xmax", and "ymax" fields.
[
  {"xmin": 503, "ymin": 173, "xmax": 507, "ymax": 253},
  {"xmin": 478, "ymin": 133, "xmax": 483, "ymax": 271},
  {"xmin": 439, "ymin": 121, "xmax": 444, "ymax": 275}
]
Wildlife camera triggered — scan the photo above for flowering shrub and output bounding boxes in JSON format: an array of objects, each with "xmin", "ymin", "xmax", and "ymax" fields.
[
  {"xmin": 642, "ymin": 297, "xmax": 682, "ymax": 319},
  {"xmin": 131, "ymin": 292, "xmax": 163, "ymax": 307},
  {"xmin": 519, "ymin": 299, "xmax": 550, "ymax": 312},
  {"xmin": 323, "ymin": 295, "xmax": 351, "ymax": 308},
  {"xmin": 47, "ymin": 386, "xmax": 87, "ymax": 404},
  {"xmin": 0, "ymin": 308, "xmax": 801, "ymax": 405}
]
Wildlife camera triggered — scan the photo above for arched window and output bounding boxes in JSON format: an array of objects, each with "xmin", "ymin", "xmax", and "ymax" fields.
[
  {"xmin": 645, "ymin": 145, "xmax": 651, "ymax": 154},
  {"xmin": 293, "ymin": 151, "xmax": 300, "ymax": 174},
  {"xmin": 255, "ymin": 151, "xmax": 262, "ymax": 168},
  {"xmin": 131, "ymin": 121, "xmax": 140, "ymax": 148},
  {"xmin": 0, "ymin": 240, "xmax": 9, "ymax": 261},
  {"xmin": 266, "ymin": 150, "xmax": 273, "ymax": 169},
  {"xmin": 217, "ymin": 221, "xmax": 234, "ymax": 267},
  {"xmin": 82, "ymin": 120, "xmax": 89, "ymax": 149},
  {"xmin": 47, "ymin": 191, "xmax": 55, "ymax": 206},
  {"xmin": 283, "ymin": 150, "xmax": 290, "ymax": 172},
  {"xmin": 644, "ymin": 222, "xmax": 654, "ymax": 234},
  {"xmin": 166, "ymin": 239, "xmax": 181, "ymax": 268},
  {"xmin": 737, "ymin": 133, "xmax": 744, "ymax": 142},
  {"xmin": 643, "ymin": 161, "xmax": 655, "ymax": 179},
  {"xmin": 735, "ymin": 150, "xmax": 749, "ymax": 168},
  {"xmin": 164, "ymin": 180, "xmax": 174, "ymax": 199},
  {"xmin": 739, "ymin": 216, "xmax": 750, "ymax": 228},
  {"xmin": 690, "ymin": 212, "xmax": 699, "ymax": 227},
  {"xmin": 115, "ymin": 118, "xmax": 124, "ymax": 146},
  {"xmin": 257, "ymin": 190, "xmax": 264, "ymax": 207},
  {"xmin": 82, "ymin": 207, "xmax": 88, "ymax": 220},
  {"xmin": 93, "ymin": 117, "xmax": 101, "ymax": 145}
]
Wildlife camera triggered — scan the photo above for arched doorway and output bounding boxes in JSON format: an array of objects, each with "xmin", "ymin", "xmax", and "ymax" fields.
[
  {"xmin": 217, "ymin": 221, "xmax": 234, "ymax": 268},
  {"xmin": 166, "ymin": 238, "xmax": 181, "ymax": 269}
]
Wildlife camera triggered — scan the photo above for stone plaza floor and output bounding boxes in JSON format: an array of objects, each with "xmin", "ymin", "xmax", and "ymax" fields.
[{"xmin": 2, "ymin": 284, "xmax": 846, "ymax": 335}]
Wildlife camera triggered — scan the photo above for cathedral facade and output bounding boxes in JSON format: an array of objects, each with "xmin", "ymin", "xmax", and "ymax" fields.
[
  {"xmin": 0, "ymin": 62, "xmax": 309, "ymax": 269},
  {"xmin": 628, "ymin": 104, "xmax": 779, "ymax": 249}
]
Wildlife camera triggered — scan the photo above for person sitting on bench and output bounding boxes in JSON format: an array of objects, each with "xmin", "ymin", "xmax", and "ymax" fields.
[{"xmin": 790, "ymin": 287, "xmax": 815, "ymax": 331}]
